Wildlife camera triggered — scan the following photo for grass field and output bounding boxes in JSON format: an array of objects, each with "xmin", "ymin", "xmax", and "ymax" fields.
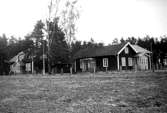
[{"xmin": 0, "ymin": 72, "xmax": 167, "ymax": 113}]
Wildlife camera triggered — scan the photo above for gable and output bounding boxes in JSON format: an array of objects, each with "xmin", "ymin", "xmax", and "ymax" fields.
[
  {"xmin": 117, "ymin": 42, "xmax": 137, "ymax": 55},
  {"xmin": 9, "ymin": 51, "xmax": 25, "ymax": 63},
  {"xmin": 119, "ymin": 44, "xmax": 136, "ymax": 56}
]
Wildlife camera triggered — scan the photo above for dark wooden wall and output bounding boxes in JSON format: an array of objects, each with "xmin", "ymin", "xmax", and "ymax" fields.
[
  {"xmin": 75, "ymin": 55, "xmax": 117, "ymax": 72},
  {"xmin": 96, "ymin": 56, "xmax": 117, "ymax": 71},
  {"xmin": 119, "ymin": 45, "xmax": 136, "ymax": 70}
]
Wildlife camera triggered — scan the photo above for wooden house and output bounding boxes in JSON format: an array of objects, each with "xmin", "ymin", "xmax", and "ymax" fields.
[
  {"xmin": 73, "ymin": 42, "xmax": 151, "ymax": 72},
  {"xmin": 9, "ymin": 51, "xmax": 25, "ymax": 74}
]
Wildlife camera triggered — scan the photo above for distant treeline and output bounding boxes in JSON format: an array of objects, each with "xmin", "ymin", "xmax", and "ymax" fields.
[{"xmin": 0, "ymin": 20, "xmax": 167, "ymax": 74}]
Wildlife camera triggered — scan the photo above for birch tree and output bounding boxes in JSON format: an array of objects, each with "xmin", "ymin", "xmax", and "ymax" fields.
[{"xmin": 60, "ymin": 0, "xmax": 80, "ymax": 47}]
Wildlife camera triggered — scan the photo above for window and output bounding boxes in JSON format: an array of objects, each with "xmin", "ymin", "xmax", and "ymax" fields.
[
  {"xmin": 80, "ymin": 59, "xmax": 84, "ymax": 69},
  {"xmin": 142, "ymin": 59, "xmax": 144, "ymax": 64},
  {"xmin": 103, "ymin": 58, "xmax": 108, "ymax": 67},
  {"xmin": 128, "ymin": 57, "xmax": 132, "ymax": 66},
  {"xmin": 26, "ymin": 63, "xmax": 31, "ymax": 71},
  {"xmin": 145, "ymin": 58, "xmax": 148, "ymax": 64},
  {"xmin": 121, "ymin": 57, "xmax": 126, "ymax": 66},
  {"xmin": 125, "ymin": 47, "xmax": 129, "ymax": 54}
]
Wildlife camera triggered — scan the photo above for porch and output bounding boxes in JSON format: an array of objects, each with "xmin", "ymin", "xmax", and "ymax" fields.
[{"xmin": 80, "ymin": 58, "xmax": 96, "ymax": 72}]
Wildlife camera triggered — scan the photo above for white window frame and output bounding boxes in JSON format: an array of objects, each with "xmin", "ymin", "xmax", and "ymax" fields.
[
  {"xmin": 80, "ymin": 59, "xmax": 84, "ymax": 69},
  {"xmin": 145, "ymin": 58, "xmax": 148, "ymax": 64},
  {"xmin": 125, "ymin": 47, "xmax": 129, "ymax": 54},
  {"xmin": 103, "ymin": 58, "xmax": 108, "ymax": 67},
  {"xmin": 121, "ymin": 57, "xmax": 126, "ymax": 66},
  {"xmin": 26, "ymin": 63, "xmax": 31, "ymax": 71},
  {"xmin": 128, "ymin": 57, "xmax": 132, "ymax": 66}
]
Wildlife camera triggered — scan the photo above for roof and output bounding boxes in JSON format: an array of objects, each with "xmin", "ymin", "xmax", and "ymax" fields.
[
  {"xmin": 132, "ymin": 45, "xmax": 151, "ymax": 54},
  {"xmin": 74, "ymin": 43, "xmax": 127, "ymax": 59},
  {"xmin": 74, "ymin": 42, "xmax": 151, "ymax": 59},
  {"xmin": 9, "ymin": 51, "xmax": 25, "ymax": 63}
]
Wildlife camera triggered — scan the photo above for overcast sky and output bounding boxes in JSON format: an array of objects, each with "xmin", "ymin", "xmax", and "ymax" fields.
[{"xmin": 0, "ymin": 0, "xmax": 166, "ymax": 44}]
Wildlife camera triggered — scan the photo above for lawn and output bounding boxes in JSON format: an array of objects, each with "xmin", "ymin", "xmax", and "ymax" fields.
[{"xmin": 0, "ymin": 72, "xmax": 167, "ymax": 113}]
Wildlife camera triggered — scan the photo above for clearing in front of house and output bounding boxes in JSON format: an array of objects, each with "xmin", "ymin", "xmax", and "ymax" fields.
[{"xmin": 0, "ymin": 72, "xmax": 167, "ymax": 113}]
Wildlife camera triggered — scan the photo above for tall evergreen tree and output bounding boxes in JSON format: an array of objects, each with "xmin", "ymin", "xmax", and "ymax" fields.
[
  {"xmin": 0, "ymin": 34, "xmax": 8, "ymax": 75},
  {"xmin": 49, "ymin": 18, "xmax": 69, "ymax": 67}
]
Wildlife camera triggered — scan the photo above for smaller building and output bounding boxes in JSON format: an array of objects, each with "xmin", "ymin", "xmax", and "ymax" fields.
[
  {"xmin": 132, "ymin": 45, "xmax": 151, "ymax": 70},
  {"xmin": 73, "ymin": 42, "xmax": 151, "ymax": 72},
  {"xmin": 9, "ymin": 51, "xmax": 25, "ymax": 74}
]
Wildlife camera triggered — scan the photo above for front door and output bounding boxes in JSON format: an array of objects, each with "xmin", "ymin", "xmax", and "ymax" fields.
[{"xmin": 81, "ymin": 58, "xmax": 96, "ymax": 72}]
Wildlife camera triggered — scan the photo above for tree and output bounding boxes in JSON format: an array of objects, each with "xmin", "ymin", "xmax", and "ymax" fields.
[
  {"xmin": 0, "ymin": 34, "xmax": 9, "ymax": 75},
  {"xmin": 137, "ymin": 35, "xmax": 152, "ymax": 50},
  {"xmin": 31, "ymin": 20, "xmax": 46, "ymax": 73},
  {"xmin": 49, "ymin": 18, "xmax": 70, "ymax": 71},
  {"xmin": 160, "ymin": 35, "xmax": 167, "ymax": 54},
  {"xmin": 60, "ymin": 0, "xmax": 80, "ymax": 46},
  {"xmin": 45, "ymin": 0, "xmax": 80, "ymax": 73},
  {"xmin": 126, "ymin": 37, "xmax": 137, "ymax": 44},
  {"xmin": 6, "ymin": 36, "xmax": 20, "ymax": 59},
  {"xmin": 8, "ymin": 36, "xmax": 18, "ymax": 45},
  {"xmin": 0, "ymin": 34, "xmax": 8, "ymax": 47},
  {"xmin": 136, "ymin": 35, "xmax": 161, "ymax": 69},
  {"xmin": 47, "ymin": 0, "xmax": 80, "ymax": 46},
  {"xmin": 120, "ymin": 37, "xmax": 126, "ymax": 44},
  {"xmin": 112, "ymin": 38, "xmax": 119, "ymax": 45},
  {"xmin": 159, "ymin": 36, "xmax": 167, "ymax": 66},
  {"xmin": 22, "ymin": 20, "xmax": 46, "ymax": 73},
  {"xmin": 31, "ymin": 20, "xmax": 45, "ymax": 48}
]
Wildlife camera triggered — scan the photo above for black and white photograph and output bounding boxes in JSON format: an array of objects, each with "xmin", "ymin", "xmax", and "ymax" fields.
[{"xmin": 0, "ymin": 0, "xmax": 167, "ymax": 112}]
